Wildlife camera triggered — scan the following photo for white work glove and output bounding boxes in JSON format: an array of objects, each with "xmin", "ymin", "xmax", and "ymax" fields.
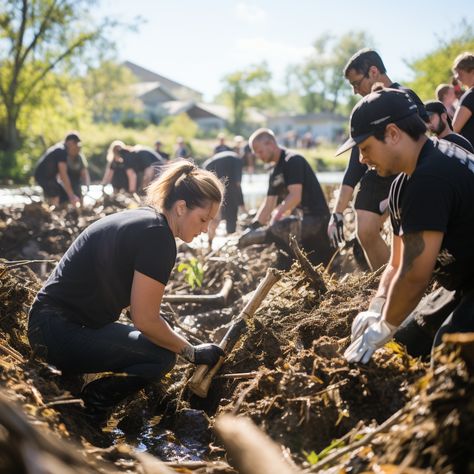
[
  {"xmin": 344, "ymin": 319, "xmax": 398, "ymax": 364},
  {"xmin": 350, "ymin": 296, "xmax": 386, "ymax": 341},
  {"xmin": 327, "ymin": 212, "xmax": 345, "ymax": 247}
]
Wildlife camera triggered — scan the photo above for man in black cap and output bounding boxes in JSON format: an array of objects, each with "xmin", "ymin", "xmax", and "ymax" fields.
[
  {"xmin": 328, "ymin": 49, "xmax": 428, "ymax": 271},
  {"xmin": 338, "ymin": 87, "xmax": 474, "ymax": 364},
  {"xmin": 34, "ymin": 133, "xmax": 86, "ymax": 207},
  {"xmin": 425, "ymin": 100, "xmax": 473, "ymax": 152}
]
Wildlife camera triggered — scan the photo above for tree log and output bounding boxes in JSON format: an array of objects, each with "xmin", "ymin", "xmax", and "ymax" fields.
[{"xmin": 215, "ymin": 414, "xmax": 297, "ymax": 474}]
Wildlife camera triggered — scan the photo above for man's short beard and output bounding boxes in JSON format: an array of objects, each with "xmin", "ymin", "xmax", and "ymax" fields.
[{"xmin": 434, "ymin": 118, "xmax": 446, "ymax": 136}]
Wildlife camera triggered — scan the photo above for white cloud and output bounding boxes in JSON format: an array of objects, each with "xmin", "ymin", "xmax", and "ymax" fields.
[
  {"xmin": 236, "ymin": 37, "xmax": 313, "ymax": 63},
  {"xmin": 235, "ymin": 2, "xmax": 267, "ymax": 24}
]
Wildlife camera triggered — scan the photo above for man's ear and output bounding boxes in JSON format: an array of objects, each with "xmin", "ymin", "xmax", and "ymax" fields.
[
  {"xmin": 368, "ymin": 65, "xmax": 379, "ymax": 79},
  {"xmin": 385, "ymin": 123, "xmax": 402, "ymax": 145}
]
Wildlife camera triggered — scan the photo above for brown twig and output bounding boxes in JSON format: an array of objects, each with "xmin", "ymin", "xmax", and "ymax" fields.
[
  {"xmin": 303, "ymin": 404, "xmax": 410, "ymax": 472},
  {"xmin": 289, "ymin": 236, "xmax": 327, "ymax": 294}
]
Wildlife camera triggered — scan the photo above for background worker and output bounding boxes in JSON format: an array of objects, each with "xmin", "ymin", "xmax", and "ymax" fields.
[
  {"xmin": 328, "ymin": 49, "xmax": 428, "ymax": 271},
  {"xmin": 102, "ymin": 142, "xmax": 164, "ymax": 194},
  {"xmin": 213, "ymin": 132, "xmax": 232, "ymax": 154},
  {"xmin": 435, "ymin": 83, "xmax": 457, "ymax": 119},
  {"xmin": 34, "ymin": 132, "xmax": 83, "ymax": 207},
  {"xmin": 452, "ymin": 52, "xmax": 474, "ymax": 147},
  {"xmin": 102, "ymin": 140, "xmax": 137, "ymax": 194},
  {"xmin": 204, "ymin": 150, "xmax": 244, "ymax": 246},
  {"xmin": 247, "ymin": 128, "xmax": 332, "ymax": 267},
  {"xmin": 28, "ymin": 161, "xmax": 225, "ymax": 418},
  {"xmin": 154, "ymin": 140, "xmax": 170, "ymax": 161},
  {"xmin": 425, "ymin": 100, "xmax": 474, "ymax": 152}
]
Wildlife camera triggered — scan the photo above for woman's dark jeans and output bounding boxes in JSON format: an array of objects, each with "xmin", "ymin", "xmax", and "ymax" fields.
[{"xmin": 28, "ymin": 303, "xmax": 177, "ymax": 380}]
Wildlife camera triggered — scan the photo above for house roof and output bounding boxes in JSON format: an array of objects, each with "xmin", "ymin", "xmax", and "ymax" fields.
[
  {"xmin": 123, "ymin": 61, "xmax": 202, "ymax": 98},
  {"xmin": 159, "ymin": 101, "xmax": 224, "ymax": 120},
  {"xmin": 132, "ymin": 82, "xmax": 176, "ymax": 100}
]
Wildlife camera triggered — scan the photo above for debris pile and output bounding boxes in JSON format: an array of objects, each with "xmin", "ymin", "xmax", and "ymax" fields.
[{"xmin": 1, "ymin": 200, "xmax": 473, "ymax": 472}]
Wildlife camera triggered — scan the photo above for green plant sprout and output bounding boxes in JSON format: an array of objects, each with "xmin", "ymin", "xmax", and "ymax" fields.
[{"xmin": 177, "ymin": 257, "xmax": 204, "ymax": 290}]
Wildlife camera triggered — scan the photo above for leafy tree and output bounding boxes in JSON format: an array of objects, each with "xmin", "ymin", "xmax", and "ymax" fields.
[
  {"xmin": 82, "ymin": 60, "xmax": 142, "ymax": 123},
  {"xmin": 219, "ymin": 62, "xmax": 274, "ymax": 134},
  {"xmin": 287, "ymin": 31, "xmax": 373, "ymax": 114},
  {"xmin": 406, "ymin": 20, "xmax": 474, "ymax": 100},
  {"xmin": 159, "ymin": 113, "xmax": 198, "ymax": 145},
  {"xmin": 0, "ymin": 0, "xmax": 115, "ymax": 177}
]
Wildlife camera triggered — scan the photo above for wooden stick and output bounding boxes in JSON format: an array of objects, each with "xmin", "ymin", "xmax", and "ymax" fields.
[
  {"xmin": 289, "ymin": 236, "xmax": 327, "ymax": 294},
  {"xmin": 215, "ymin": 414, "xmax": 297, "ymax": 474},
  {"xmin": 163, "ymin": 275, "xmax": 233, "ymax": 305},
  {"xmin": 188, "ymin": 268, "xmax": 280, "ymax": 398}
]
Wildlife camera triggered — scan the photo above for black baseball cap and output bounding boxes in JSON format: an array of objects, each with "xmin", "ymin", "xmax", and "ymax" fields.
[
  {"xmin": 425, "ymin": 100, "xmax": 453, "ymax": 128},
  {"xmin": 336, "ymin": 88, "xmax": 419, "ymax": 156}
]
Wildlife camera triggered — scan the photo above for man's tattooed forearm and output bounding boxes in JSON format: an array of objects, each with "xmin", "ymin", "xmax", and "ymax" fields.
[
  {"xmin": 180, "ymin": 344, "xmax": 195, "ymax": 362},
  {"xmin": 401, "ymin": 232, "xmax": 425, "ymax": 276}
]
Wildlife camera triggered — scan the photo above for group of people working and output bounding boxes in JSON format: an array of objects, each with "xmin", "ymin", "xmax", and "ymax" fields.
[{"xmin": 28, "ymin": 48, "xmax": 474, "ymax": 423}]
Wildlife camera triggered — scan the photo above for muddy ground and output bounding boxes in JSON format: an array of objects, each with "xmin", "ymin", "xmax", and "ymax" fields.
[{"xmin": 0, "ymin": 197, "xmax": 473, "ymax": 473}]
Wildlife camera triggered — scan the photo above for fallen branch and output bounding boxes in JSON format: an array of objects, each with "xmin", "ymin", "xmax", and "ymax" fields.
[
  {"xmin": 163, "ymin": 275, "xmax": 233, "ymax": 305},
  {"xmin": 215, "ymin": 414, "xmax": 297, "ymax": 474},
  {"xmin": 0, "ymin": 342, "xmax": 24, "ymax": 364},
  {"xmin": 289, "ymin": 236, "xmax": 327, "ymax": 295},
  {"xmin": 215, "ymin": 371, "xmax": 260, "ymax": 380}
]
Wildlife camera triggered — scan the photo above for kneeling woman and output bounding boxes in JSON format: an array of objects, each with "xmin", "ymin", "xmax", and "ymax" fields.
[{"xmin": 28, "ymin": 161, "xmax": 225, "ymax": 411}]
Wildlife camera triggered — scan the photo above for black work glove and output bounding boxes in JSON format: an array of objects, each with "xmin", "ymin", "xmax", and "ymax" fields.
[
  {"xmin": 327, "ymin": 212, "xmax": 345, "ymax": 247},
  {"xmin": 193, "ymin": 343, "xmax": 225, "ymax": 366},
  {"xmin": 247, "ymin": 220, "xmax": 262, "ymax": 231}
]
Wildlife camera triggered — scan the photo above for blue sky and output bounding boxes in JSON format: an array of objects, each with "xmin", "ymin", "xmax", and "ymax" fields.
[{"xmin": 97, "ymin": 0, "xmax": 473, "ymax": 101}]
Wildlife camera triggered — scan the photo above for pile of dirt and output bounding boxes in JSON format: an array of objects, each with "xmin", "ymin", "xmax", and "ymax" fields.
[{"xmin": 193, "ymin": 264, "xmax": 427, "ymax": 465}]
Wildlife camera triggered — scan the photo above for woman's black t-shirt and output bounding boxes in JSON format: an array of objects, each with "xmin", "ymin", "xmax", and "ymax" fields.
[
  {"xmin": 33, "ymin": 208, "xmax": 176, "ymax": 328},
  {"xmin": 458, "ymin": 87, "xmax": 474, "ymax": 147}
]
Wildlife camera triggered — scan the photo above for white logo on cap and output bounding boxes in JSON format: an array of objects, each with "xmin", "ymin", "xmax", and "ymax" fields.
[{"xmin": 370, "ymin": 115, "xmax": 391, "ymax": 125}]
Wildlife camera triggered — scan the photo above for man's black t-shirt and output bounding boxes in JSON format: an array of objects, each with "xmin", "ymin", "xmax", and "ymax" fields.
[
  {"xmin": 34, "ymin": 208, "xmax": 177, "ymax": 328},
  {"xmin": 342, "ymin": 83, "xmax": 428, "ymax": 188},
  {"xmin": 214, "ymin": 144, "xmax": 232, "ymax": 154},
  {"xmin": 34, "ymin": 143, "xmax": 68, "ymax": 182},
  {"xmin": 131, "ymin": 147, "xmax": 165, "ymax": 173},
  {"xmin": 204, "ymin": 151, "xmax": 243, "ymax": 208},
  {"xmin": 267, "ymin": 149, "xmax": 329, "ymax": 217},
  {"xmin": 67, "ymin": 155, "xmax": 88, "ymax": 187},
  {"xmin": 110, "ymin": 152, "xmax": 134, "ymax": 172},
  {"xmin": 389, "ymin": 138, "xmax": 474, "ymax": 291},
  {"xmin": 458, "ymin": 87, "xmax": 474, "ymax": 147}
]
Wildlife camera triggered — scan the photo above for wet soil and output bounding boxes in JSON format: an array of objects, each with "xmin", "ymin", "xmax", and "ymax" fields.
[{"xmin": 0, "ymin": 197, "xmax": 472, "ymax": 472}]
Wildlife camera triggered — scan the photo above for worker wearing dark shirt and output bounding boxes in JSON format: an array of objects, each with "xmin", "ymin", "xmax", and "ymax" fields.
[
  {"xmin": 248, "ymin": 128, "xmax": 331, "ymax": 267},
  {"xmin": 328, "ymin": 49, "xmax": 427, "ymax": 271},
  {"xmin": 34, "ymin": 133, "xmax": 84, "ymax": 207},
  {"xmin": 425, "ymin": 100, "xmax": 474, "ymax": 152},
  {"xmin": 452, "ymin": 53, "xmax": 474, "ymax": 147},
  {"xmin": 204, "ymin": 151, "xmax": 244, "ymax": 243},
  {"xmin": 29, "ymin": 161, "xmax": 225, "ymax": 421}
]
